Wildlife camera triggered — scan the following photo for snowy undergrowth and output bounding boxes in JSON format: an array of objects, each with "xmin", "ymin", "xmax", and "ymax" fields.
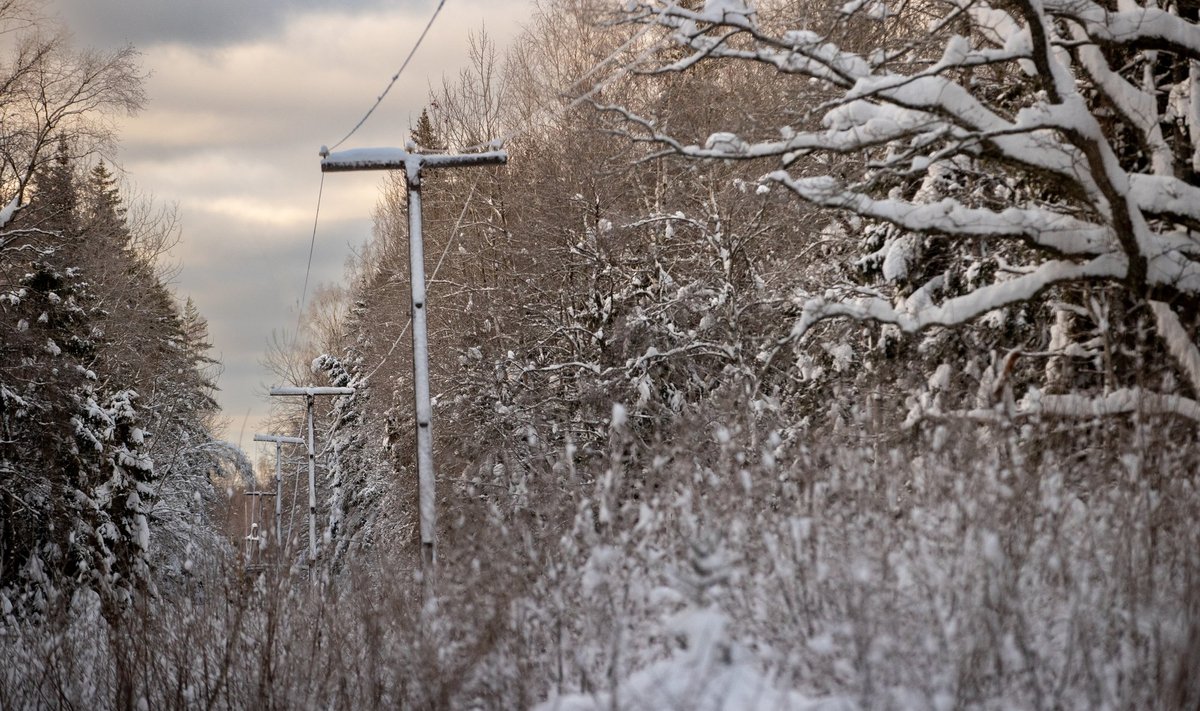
[
  {"xmin": 538, "ymin": 416, "xmax": 1199, "ymax": 710},
  {"xmin": 1, "ymin": 417, "xmax": 1196, "ymax": 709}
]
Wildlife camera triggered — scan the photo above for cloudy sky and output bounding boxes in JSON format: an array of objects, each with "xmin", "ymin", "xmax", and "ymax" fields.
[{"xmin": 47, "ymin": 0, "xmax": 533, "ymax": 452}]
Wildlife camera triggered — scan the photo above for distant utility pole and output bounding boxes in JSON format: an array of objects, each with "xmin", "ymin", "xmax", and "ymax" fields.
[
  {"xmin": 320, "ymin": 144, "xmax": 507, "ymax": 573},
  {"xmin": 268, "ymin": 386, "xmax": 355, "ymax": 559},
  {"xmin": 253, "ymin": 433, "xmax": 306, "ymax": 548},
  {"xmin": 242, "ymin": 476, "xmax": 273, "ymax": 568}
]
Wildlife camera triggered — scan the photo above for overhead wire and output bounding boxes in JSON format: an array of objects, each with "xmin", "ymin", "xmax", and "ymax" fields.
[
  {"xmin": 327, "ymin": 0, "xmax": 448, "ymax": 153},
  {"xmin": 292, "ymin": 172, "xmax": 325, "ymax": 351},
  {"xmin": 291, "ymin": 0, "xmax": 448, "ymax": 354}
]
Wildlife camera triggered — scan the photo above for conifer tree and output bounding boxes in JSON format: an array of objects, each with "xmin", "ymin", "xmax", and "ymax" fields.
[
  {"xmin": 411, "ymin": 107, "xmax": 444, "ymax": 153},
  {"xmin": 27, "ymin": 138, "xmax": 80, "ymax": 238}
]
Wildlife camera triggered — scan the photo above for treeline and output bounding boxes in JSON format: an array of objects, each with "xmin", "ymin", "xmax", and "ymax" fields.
[
  {"xmin": 0, "ymin": 4, "xmax": 228, "ymax": 624},
  {"xmin": 268, "ymin": 0, "xmax": 1200, "ymax": 707}
]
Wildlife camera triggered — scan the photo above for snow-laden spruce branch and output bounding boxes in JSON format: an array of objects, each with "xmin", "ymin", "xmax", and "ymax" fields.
[{"xmin": 614, "ymin": 0, "xmax": 1200, "ymax": 416}]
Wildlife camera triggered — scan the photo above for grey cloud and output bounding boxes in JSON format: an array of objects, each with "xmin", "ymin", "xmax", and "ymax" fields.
[
  {"xmin": 54, "ymin": 0, "xmax": 423, "ymax": 48},
  {"xmin": 170, "ymin": 211, "xmax": 368, "ymax": 444}
]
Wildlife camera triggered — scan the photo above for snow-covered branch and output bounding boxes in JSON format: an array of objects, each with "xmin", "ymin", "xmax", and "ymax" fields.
[
  {"xmin": 1047, "ymin": 1, "xmax": 1200, "ymax": 58},
  {"xmin": 769, "ymin": 173, "xmax": 1110, "ymax": 256},
  {"xmin": 1024, "ymin": 386, "xmax": 1200, "ymax": 423},
  {"xmin": 793, "ymin": 253, "xmax": 1126, "ymax": 337},
  {"xmin": 1150, "ymin": 300, "xmax": 1200, "ymax": 397}
]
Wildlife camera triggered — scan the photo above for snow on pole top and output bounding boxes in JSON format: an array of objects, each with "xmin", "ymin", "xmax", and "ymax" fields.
[
  {"xmin": 320, "ymin": 147, "xmax": 507, "ymax": 180},
  {"xmin": 252, "ymin": 434, "xmax": 307, "ymax": 445},
  {"xmin": 268, "ymin": 386, "xmax": 355, "ymax": 397}
]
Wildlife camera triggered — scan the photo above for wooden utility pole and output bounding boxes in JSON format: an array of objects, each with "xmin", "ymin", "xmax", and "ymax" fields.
[
  {"xmin": 319, "ymin": 144, "xmax": 506, "ymax": 574},
  {"xmin": 268, "ymin": 386, "xmax": 355, "ymax": 559},
  {"xmin": 253, "ymin": 433, "xmax": 306, "ymax": 548}
]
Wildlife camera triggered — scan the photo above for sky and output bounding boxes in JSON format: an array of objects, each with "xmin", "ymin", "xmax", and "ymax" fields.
[{"xmin": 47, "ymin": 0, "xmax": 534, "ymax": 453}]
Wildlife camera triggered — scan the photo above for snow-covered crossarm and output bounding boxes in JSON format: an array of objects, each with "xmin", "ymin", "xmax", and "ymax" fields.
[
  {"xmin": 320, "ymin": 146, "xmax": 413, "ymax": 171},
  {"xmin": 320, "ymin": 147, "xmax": 507, "ymax": 183},
  {"xmin": 268, "ymin": 386, "xmax": 355, "ymax": 397},
  {"xmin": 252, "ymin": 433, "xmax": 306, "ymax": 445}
]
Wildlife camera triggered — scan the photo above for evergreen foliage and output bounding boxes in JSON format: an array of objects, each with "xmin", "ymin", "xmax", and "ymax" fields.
[{"xmin": 1, "ymin": 140, "xmax": 226, "ymax": 617}]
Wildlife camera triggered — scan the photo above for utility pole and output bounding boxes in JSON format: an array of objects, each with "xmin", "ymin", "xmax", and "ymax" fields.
[
  {"xmin": 253, "ymin": 433, "xmax": 306, "ymax": 548},
  {"xmin": 268, "ymin": 386, "xmax": 355, "ymax": 559},
  {"xmin": 242, "ymin": 486, "xmax": 274, "ymax": 569},
  {"xmin": 320, "ymin": 144, "xmax": 507, "ymax": 575}
]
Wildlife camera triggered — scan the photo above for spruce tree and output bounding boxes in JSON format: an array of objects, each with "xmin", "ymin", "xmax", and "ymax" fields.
[
  {"xmin": 28, "ymin": 138, "xmax": 80, "ymax": 239},
  {"xmin": 411, "ymin": 108, "xmax": 444, "ymax": 153}
]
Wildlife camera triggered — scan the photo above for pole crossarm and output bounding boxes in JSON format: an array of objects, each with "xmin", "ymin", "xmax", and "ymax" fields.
[
  {"xmin": 253, "ymin": 434, "xmax": 306, "ymax": 445},
  {"xmin": 269, "ymin": 386, "xmax": 356, "ymax": 397},
  {"xmin": 321, "ymin": 147, "xmax": 507, "ymax": 185}
]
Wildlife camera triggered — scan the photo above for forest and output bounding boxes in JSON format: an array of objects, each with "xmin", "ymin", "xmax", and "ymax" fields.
[{"xmin": 2, "ymin": 0, "xmax": 1200, "ymax": 708}]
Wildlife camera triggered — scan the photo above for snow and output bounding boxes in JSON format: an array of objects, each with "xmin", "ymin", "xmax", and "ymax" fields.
[
  {"xmin": 1050, "ymin": 2, "xmax": 1200, "ymax": 57},
  {"xmin": 1021, "ymin": 386, "xmax": 1200, "ymax": 421},
  {"xmin": 704, "ymin": 132, "xmax": 749, "ymax": 154},
  {"xmin": 769, "ymin": 172, "xmax": 1110, "ymax": 255},
  {"xmin": 612, "ymin": 402, "xmax": 627, "ymax": 428},
  {"xmin": 1150, "ymin": 300, "xmax": 1200, "ymax": 395},
  {"xmin": 0, "ymin": 193, "xmax": 19, "ymax": 229},
  {"xmin": 321, "ymin": 147, "xmax": 507, "ymax": 183},
  {"xmin": 880, "ymin": 235, "xmax": 915, "ymax": 282},
  {"xmin": 534, "ymin": 607, "xmax": 857, "ymax": 711},
  {"xmin": 699, "ymin": 0, "xmax": 755, "ymax": 24},
  {"xmin": 1129, "ymin": 174, "xmax": 1200, "ymax": 218}
]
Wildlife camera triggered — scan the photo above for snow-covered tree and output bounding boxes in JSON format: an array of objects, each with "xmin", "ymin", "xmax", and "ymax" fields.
[
  {"xmin": 614, "ymin": 0, "xmax": 1200, "ymax": 423},
  {"xmin": 1, "ymin": 124, "xmax": 226, "ymax": 616}
]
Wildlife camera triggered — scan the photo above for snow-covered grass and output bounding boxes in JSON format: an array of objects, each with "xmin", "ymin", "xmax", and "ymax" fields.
[{"xmin": 1, "ymin": 416, "xmax": 1196, "ymax": 709}]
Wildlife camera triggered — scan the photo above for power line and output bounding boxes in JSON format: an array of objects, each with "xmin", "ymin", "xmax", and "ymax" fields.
[
  {"xmin": 293, "ymin": 171, "xmax": 326, "ymax": 350},
  {"xmin": 327, "ymin": 0, "xmax": 448, "ymax": 153},
  {"xmin": 291, "ymin": 0, "xmax": 448, "ymax": 353}
]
